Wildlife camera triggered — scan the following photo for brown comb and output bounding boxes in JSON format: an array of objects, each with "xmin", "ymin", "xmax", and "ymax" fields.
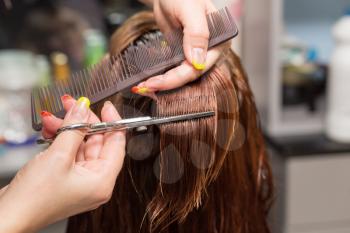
[{"xmin": 31, "ymin": 7, "xmax": 238, "ymax": 131}]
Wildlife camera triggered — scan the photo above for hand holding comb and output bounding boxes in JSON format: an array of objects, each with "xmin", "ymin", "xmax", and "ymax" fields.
[{"xmin": 31, "ymin": 7, "xmax": 238, "ymax": 131}]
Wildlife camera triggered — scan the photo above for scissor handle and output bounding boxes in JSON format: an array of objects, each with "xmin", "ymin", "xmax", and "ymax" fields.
[{"xmin": 37, "ymin": 117, "xmax": 153, "ymax": 145}]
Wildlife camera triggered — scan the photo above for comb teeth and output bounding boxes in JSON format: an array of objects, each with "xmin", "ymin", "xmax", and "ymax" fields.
[{"xmin": 31, "ymin": 7, "xmax": 238, "ymax": 131}]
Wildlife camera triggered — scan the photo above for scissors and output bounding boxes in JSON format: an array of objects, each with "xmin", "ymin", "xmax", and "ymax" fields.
[{"xmin": 36, "ymin": 111, "xmax": 215, "ymax": 144}]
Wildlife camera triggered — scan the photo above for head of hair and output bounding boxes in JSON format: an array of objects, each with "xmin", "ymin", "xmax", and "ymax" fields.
[{"xmin": 67, "ymin": 11, "xmax": 273, "ymax": 233}]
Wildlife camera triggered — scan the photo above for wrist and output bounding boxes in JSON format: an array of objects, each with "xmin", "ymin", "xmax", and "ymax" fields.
[
  {"xmin": 0, "ymin": 194, "xmax": 35, "ymax": 233},
  {"xmin": 0, "ymin": 222, "xmax": 27, "ymax": 233},
  {"xmin": 0, "ymin": 210, "xmax": 28, "ymax": 233}
]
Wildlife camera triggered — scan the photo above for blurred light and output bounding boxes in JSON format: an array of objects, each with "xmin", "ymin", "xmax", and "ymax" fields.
[{"xmin": 4, "ymin": 0, "xmax": 12, "ymax": 10}]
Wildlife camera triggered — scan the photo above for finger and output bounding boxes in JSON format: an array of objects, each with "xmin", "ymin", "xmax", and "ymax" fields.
[
  {"xmin": 76, "ymin": 142, "xmax": 85, "ymax": 162},
  {"xmin": 153, "ymin": 2, "xmax": 178, "ymax": 38},
  {"xmin": 40, "ymin": 94, "xmax": 96, "ymax": 139},
  {"xmin": 62, "ymin": 95, "xmax": 104, "ymax": 161},
  {"xmin": 41, "ymin": 111, "xmax": 63, "ymax": 139},
  {"xmin": 131, "ymin": 84, "xmax": 158, "ymax": 100},
  {"xmin": 40, "ymin": 94, "xmax": 75, "ymax": 139},
  {"xmin": 133, "ymin": 44, "xmax": 226, "ymax": 93},
  {"xmin": 205, "ymin": 0, "xmax": 217, "ymax": 12},
  {"xmin": 178, "ymin": 2, "xmax": 209, "ymax": 71},
  {"xmin": 145, "ymin": 61, "xmax": 200, "ymax": 91},
  {"xmin": 48, "ymin": 97, "xmax": 91, "ymax": 166},
  {"xmin": 61, "ymin": 94, "xmax": 100, "ymax": 123},
  {"xmin": 61, "ymin": 94, "xmax": 75, "ymax": 110},
  {"xmin": 99, "ymin": 101, "xmax": 126, "ymax": 176},
  {"xmin": 84, "ymin": 133, "xmax": 104, "ymax": 161}
]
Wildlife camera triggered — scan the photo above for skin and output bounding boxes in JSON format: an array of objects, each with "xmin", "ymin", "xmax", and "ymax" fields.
[
  {"xmin": 0, "ymin": 99, "xmax": 126, "ymax": 233},
  {"xmin": 135, "ymin": 0, "xmax": 231, "ymax": 95},
  {"xmin": 0, "ymin": 0, "xmax": 229, "ymax": 231}
]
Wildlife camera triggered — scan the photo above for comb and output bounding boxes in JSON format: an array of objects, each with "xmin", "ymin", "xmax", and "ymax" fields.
[{"xmin": 31, "ymin": 7, "xmax": 238, "ymax": 131}]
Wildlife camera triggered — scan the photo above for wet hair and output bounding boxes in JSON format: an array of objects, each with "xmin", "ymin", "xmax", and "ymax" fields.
[{"xmin": 66, "ymin": 11, "xmax": 273, "ymax": 233}]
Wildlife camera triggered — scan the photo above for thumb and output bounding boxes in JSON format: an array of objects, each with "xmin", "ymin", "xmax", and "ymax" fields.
[
  {"xmin": 180, "ymin": 4, "xmax": 209, "ymax": 71},
  {"xmin": 99, "ymin": 101, "xmax": 126, "ymax": 177},
  {"xmin": 48, "ymin": 97, "xmax": 91, "ymax": 165}
]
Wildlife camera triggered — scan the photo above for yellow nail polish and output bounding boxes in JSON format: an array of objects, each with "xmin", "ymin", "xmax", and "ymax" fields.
[
  {"xmin": 192, "ymin": 62, "xmax": 206, "ymax": 70},
  {"xmin": 161, "ymin": 40, "xmax": 168, "ymax": 47},
  {"xmin": 192, "ymin": 47, "xmax": 206, "ymax": 70},
  {"xmin": 77, "ymin": 97, "xmax": 90, "ymax": 108},
  {"xmin": 138, "ymin": 87, "xmax": 149, "ymax": 94}
]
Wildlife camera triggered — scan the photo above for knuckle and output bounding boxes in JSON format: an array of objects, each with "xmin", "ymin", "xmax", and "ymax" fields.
[
  {"xmin": 69, "ymin": 130, "xmax": 86, "ymax": 139},
  {"xmin": 58, "ymin": 130, "xmax": 85, "ymax": 144},
  {"xmin": 95, "ymin": 189, "xmax": 113, "ymax": 204},
  {"xmin": 88, "ymin": 204, "xmax": 101, "ymax": 211},
  {"xmin": 87, "ymin": 134, "xmax": 103, "ymax": 144},
  {"xmin": 188, "ymin": 69, "xmax": 202, "ymax": 81},
  {"xmin": 184, "ymin": 27, "xmax": 210, "ymax": 40},
  {"xmin": 92, "ymin": 181, "xmax": 113, "ymax": 204}
]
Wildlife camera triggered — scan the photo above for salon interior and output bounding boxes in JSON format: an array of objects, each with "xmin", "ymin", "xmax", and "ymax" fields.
[{"xmin": 1, "ymin": 0, "xmax": 350, "ymax": 232}]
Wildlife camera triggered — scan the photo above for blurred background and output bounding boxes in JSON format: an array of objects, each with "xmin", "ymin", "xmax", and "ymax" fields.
[{"xmin": 0, "ymin": 0, "xmax": 350, "ymax": 232}]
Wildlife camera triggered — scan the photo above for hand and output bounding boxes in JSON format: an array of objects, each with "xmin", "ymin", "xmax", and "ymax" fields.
[
  {"xmin": 0, "ymin": 97, "xmax": 126, "ymax": 233},
  {"xmin": 133, "ymin": 0, "xmax": 231, "ymax": 96}
]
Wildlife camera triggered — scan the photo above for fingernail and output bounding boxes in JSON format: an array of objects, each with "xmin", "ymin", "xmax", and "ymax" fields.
[
  {"xmin": 104, "ymin": 101, "xmax": 113, "ymax": 107},
  {"xmin": 71, "ymin": 97, "xmax": 90, "ymax": 118},
  {"xmin": 131, "ymin": 86, "xmax": 139, "ymax": 94},
  {"xmin": 131, "ymin": 86, "xmax": 149, "ymax": 94},
  {"xmin": 61, "ymin": 94, "xmax": 73, "ymax": 102},
  {"xmin": 161, "ymin": 40, "xmax": 168, "ymax": 47},
  {"xmin": 192, "ymin": 47, "xmax": 206, "ymax": 70},
  {"xmin": 77, "ymin": 97, "xmax": 90, "ymax": 109},
  {"xmin": 40, "ymin": 111, "xmax": 52, "ymax": 118}
]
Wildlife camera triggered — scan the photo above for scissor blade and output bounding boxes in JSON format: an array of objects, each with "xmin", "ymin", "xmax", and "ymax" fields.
[
  {"xmin": 123, "ymin": 111, "xmax": 215, "ymax": 129},
  {"xmin": 151, "ymin": 111, "xmax": 215, "ymax": 125},
  {"xmin": 36, "ymin": 111, "xmax": 215, "ymax": 145}
]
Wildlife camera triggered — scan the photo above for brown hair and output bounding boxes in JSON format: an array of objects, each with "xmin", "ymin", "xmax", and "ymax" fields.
[{"xmin": 67, "ymin": 11, "xmax": 273, "ymax": 233}]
